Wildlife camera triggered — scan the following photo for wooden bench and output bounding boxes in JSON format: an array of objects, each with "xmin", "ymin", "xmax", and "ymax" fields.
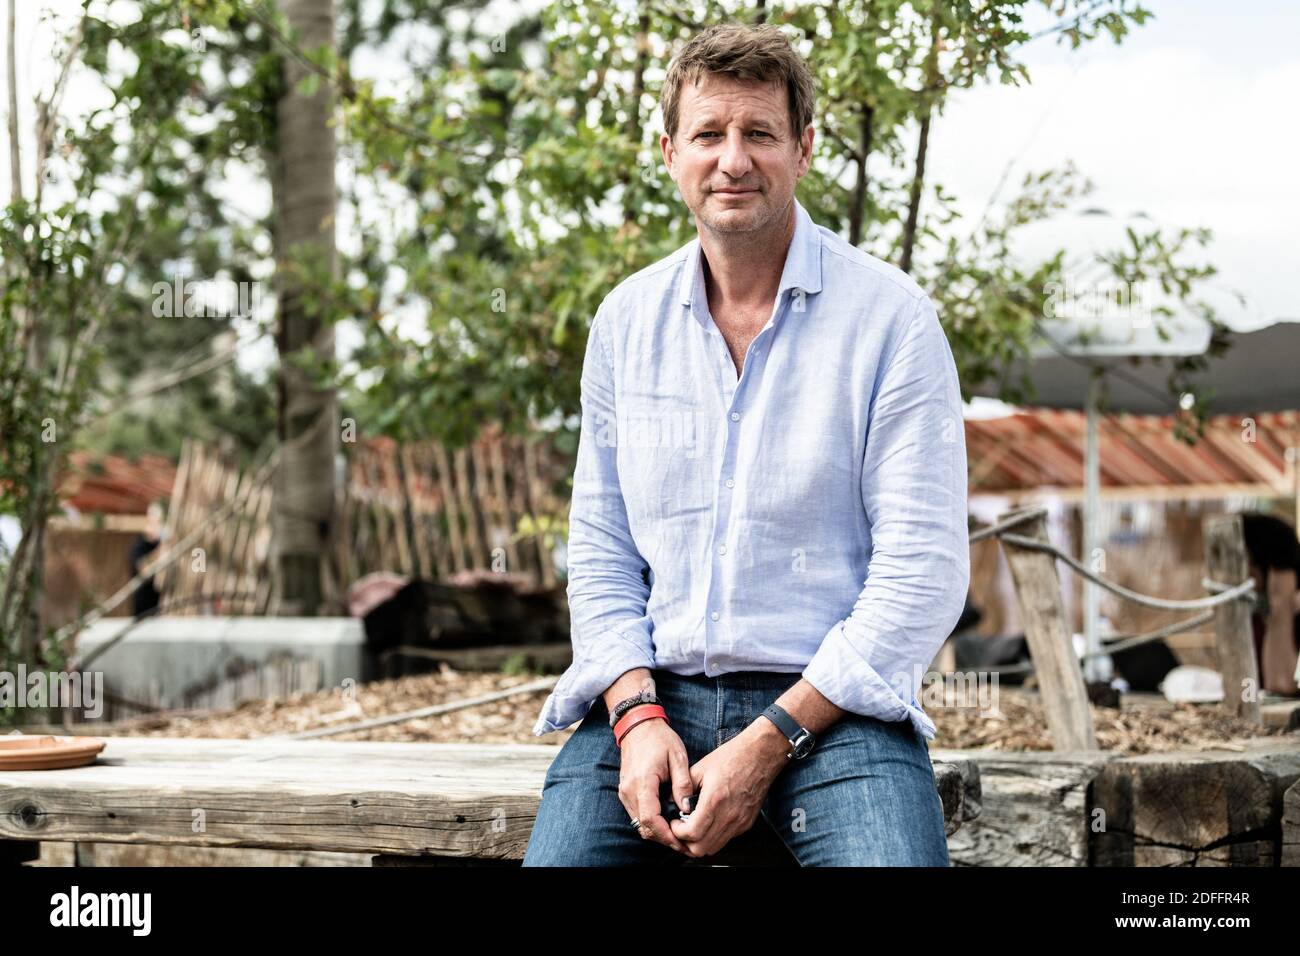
[{"xmin": 0, "ymin": 736, "xmax": 980, "ymax": 867}]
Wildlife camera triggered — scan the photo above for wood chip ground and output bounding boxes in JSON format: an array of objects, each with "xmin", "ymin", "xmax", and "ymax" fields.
[{"xmin": 93, "ymin": 665, "xmax": 1297, "ymax": 755}]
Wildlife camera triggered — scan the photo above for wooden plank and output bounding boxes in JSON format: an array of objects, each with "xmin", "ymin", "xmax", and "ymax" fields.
[
  {"xmin": 433, "ymin": 444, "xmax": 467, "ymax": 573},
  {"xmin": 998, "ymin": 507, "xmax": 1098, "ymax": 750},
  {"xmin": 154, "ymin": 439, "xmax": 192, "ymax": 598},
  {"xmin": 1204, "ymin": 514, "xmax": 1262, "ymax": 724},
  {"xmin": 0, "ymin": 738, "xmax": 556, "ymax": 858},
  {"xmin": 59, "ymin": 843, "xmax": 370, "ymax": 867},
  {"xmin": 534, "ymin": 439, "xmax": 559, "ymax": 587},
  {"xmin": 522, "ymin": 438, "xmax": 555, "ymax": 587},
  {"xmin": 970, "ymin": 483, "xmax": 1281, "ymax": 504},
  {"xmin": 488, "ymin": 435, "xmax": 522, "ymax": 574},
  {"xmin": 470, "ymin": 440, "xmax": 500, "ymax": 569},
  {"xmin": 0, "ymin": 737, "xmax": 973, "ymax": 860},
  {"xmin": 504, "ymin": 436, "xmax": 537, "ymax": 581},
  {"xmin": 453, "ymin": 446, "xmax": 488, "ymax": 569},
  {"xmin": 400, "ymin": 443, "xmax": 434, "ymax": 581},
  {"xmin": 384, "ymin": 444, "xmax": 414, "ymax": 576}
]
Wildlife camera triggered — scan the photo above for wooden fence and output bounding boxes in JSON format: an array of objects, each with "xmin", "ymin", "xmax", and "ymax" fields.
[
  {"xmin": 156, "ymin": 427, "xmax": 573, "ymax": 615},
  {"xmin": 154, "ymin": 442, "xmax": 274, "ymax": 616},
  {"xmin": 340, "ymin": 429, "xmax": 570, "ymax": 589}
]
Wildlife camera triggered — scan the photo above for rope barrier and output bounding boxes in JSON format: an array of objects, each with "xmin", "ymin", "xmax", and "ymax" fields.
[
  {"xmin": 967, "ymin": 507, "xmax": 1047, "ymax": 544},
  {"xmin": 996, "ymin": 531, "xmax": 1255, "ymax": 611}
]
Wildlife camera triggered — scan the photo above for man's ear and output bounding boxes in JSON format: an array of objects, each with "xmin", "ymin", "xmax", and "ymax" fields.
[
  {"xmin": 796, "ymin": 124, "xmax": 815, "ymax": 177},
  {"xmin": 660, "ymin": 131, "xmax": 677, "ymax": 182}
]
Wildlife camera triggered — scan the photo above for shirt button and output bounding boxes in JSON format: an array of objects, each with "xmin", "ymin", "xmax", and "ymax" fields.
[
  {"xmin": 710, "ymin": 611, "xmax": 720, "ymax": 621},
  {"xmin": 725, "ymin": 478, "xmax": 735, "ymax": 488},
  {"xmin": 730, "ymin": 411, "xmax": 740, "ymax": 422},
  {"xmin": 717, "ymin": 544, "xmax": 727, "ymax": 555}
]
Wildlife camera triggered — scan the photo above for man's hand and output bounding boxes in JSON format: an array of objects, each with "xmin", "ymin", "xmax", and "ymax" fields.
[
  {"xmin": 668, "ymin": 717, "xmax": 792, "ymax": 858},
  {"xmin": 616, "ymin": 716, "xmax": 696, "ymax": 854}
]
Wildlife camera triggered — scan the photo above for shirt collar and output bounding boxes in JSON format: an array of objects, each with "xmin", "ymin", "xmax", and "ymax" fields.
[{"xmin": 676, "ymin": 196, "xmax": 824, "ymax": 324}]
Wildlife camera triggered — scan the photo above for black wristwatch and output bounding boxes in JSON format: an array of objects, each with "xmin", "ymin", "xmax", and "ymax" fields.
[{"xmin": 760, "ymin": 703, "xmax": 816, "ymax": 759}]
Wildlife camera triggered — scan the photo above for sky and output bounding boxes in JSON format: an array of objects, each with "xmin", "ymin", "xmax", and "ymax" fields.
[
  {"xmin": 925, "ymin": 0, "xmax": 1299, "ymax": 337},
  {"xmin": 3, "ymin": 0, "xmax": 1296, "ymax": 384}
]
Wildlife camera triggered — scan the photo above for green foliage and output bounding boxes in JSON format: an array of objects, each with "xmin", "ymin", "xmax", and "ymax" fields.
[
  {"xmin": 319, "ymin": 0, "xmax": 1190, "ymax": 434},
  {"xmin": 1, "ymin": 0, "xmax": 1217, "ymax": 657}
]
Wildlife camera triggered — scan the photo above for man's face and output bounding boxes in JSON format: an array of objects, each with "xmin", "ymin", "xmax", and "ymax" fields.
[{"xmin": 661, "ymin": 73, "xmax": 814, "ymax": 236}]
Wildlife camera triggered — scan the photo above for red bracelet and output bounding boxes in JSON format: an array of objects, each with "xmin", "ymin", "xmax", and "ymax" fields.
[{"xmin": 614, "ymin": 704, "xmax": 668, "ymax": 747}]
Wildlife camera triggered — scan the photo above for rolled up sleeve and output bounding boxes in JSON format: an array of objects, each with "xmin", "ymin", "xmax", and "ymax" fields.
[
  {"xmin": 533, "ymin": 305, "xmax": 656, "ymax": 735},
  {"xmin": 801, "ymin": 293, "xmax": 969, "ymax": 740}
]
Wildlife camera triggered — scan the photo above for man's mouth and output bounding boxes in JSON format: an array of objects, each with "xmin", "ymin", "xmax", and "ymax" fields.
[{"xmin": 713, "ymin": 187, "xmax": 758, "ymax": 195}]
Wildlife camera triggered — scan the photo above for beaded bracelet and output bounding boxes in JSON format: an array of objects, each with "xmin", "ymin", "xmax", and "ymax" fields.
[{"xmin": 608, "ymin": 689, "xmax": 661, "ymax": 727}]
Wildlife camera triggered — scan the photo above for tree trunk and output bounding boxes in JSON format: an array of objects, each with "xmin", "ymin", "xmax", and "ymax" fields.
[
  {"xmin": 847, "ymin": 104, "xmax": 873, "ymax": 247},
  {"xmin": 3, "ymin": 0, "xmax": 49, "ymax": 663},
  {"xmin": 621, "ymin": 13, "xmax": 649, "ymax": 225},
  {"xmin": 900, "ymin": 6, "xmax": 942, "ymax": 275},
  {"xmin": 6, "ymin": 0, "xmax": 20, "ymax": 202},
  {"xmin": 271, "ymin": 0, "xmax": 339, "ymax": 615},
  {"xmin": 898, "ymin": 110, "xmax": 930, "ymax": 275}
]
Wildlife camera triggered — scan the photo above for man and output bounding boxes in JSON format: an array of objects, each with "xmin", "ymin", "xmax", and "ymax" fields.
[{"xmin": 524, "ymin": 22, "xmax": 969, "ymax": 866}]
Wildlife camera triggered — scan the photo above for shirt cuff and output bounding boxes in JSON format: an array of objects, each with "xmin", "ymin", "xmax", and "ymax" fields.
[
  {"xmin": 800, "ymin": 620, "xmax": 937, "ymax": 741},
  {"xmin": 531, "ymin": 630, "xmax": 656, "ymax": 736}
]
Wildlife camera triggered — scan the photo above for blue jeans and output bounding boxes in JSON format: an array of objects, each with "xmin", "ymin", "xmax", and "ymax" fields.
[{"xmin": 522, "ymin": 669, "xmax": 950, "ymax": 866}]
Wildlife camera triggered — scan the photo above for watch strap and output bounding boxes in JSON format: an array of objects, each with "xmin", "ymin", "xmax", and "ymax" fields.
[
  {"xmin": 761, "ymin": 702, "xmax": 802, "ymax": 744},
  {"xmin": 761, "ymin": 703, "xmax": 815, "ymax": 758}
]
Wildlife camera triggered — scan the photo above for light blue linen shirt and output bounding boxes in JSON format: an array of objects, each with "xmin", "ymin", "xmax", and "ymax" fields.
[{"xmin": 532, "ymin": 196, "xmax": 969, "ymax": 741}]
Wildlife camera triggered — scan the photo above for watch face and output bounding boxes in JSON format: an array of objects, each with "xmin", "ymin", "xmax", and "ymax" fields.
[{"xmin": 791, "ymin": 729, "xmax": 815, "ymax": 758}]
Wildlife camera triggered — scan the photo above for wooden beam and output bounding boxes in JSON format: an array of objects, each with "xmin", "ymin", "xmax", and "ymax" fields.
[
  {"xmin": 1204, "ymin": 514, "xmax": 1263, "ymax": 724},
  {"xmin": 997, "ymin": 507, "xmax": 1098, "ymax": 751},
  {"xmin": 1091, "ymin": 742, "xmax": 1300, "ymax": 866},
  {"xmin": 970, "ymin": 482, "xmax": 1282, "ymax": 503},
  {"xmin": 0, "ymin": 738, "xmax": 977, "ymax": 858}
]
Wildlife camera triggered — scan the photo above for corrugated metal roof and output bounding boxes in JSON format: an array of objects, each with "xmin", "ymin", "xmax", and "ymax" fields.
[
  {"xmin": 967, "ymin": 409, "xmax": 1300, "ymax": 499},
  {"xmin": 57, "ymin": 452, "xmax": 177, "ymax": 515}
]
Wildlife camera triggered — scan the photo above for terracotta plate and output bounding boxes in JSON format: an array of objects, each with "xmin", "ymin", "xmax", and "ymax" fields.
[{"xmin": 0, "ymin": 735, "xmax": 106, "ymax": 770}]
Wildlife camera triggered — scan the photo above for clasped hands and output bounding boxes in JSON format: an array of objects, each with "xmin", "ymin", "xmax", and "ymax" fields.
[{"xmin": 616, "ymin": 714, "xmax": 792, "ymax": 859}]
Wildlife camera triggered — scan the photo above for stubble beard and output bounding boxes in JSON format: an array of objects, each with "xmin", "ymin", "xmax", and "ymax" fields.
[{"xmin": 693, "ymin": 188, "xmax": 787, "ymax": 251}]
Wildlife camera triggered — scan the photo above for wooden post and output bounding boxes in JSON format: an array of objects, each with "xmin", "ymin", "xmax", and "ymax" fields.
[
  {"xmin": 1204, "ymin": 514, "xmax": 1262, "ymax": 724},
  {"xmin": 998, "ymin": 507, "xmax": 1098, "ymax": 751}
]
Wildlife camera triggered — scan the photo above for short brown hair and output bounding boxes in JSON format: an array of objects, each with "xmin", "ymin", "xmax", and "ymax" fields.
[{"xmin": 660, "ymin": 23, "xmax": 816, "ymax": 143}]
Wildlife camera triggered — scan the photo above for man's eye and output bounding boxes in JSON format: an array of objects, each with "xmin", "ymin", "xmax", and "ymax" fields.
[
  {"xmin": 696, "ymin": 131, "xmax": 719, "ymax": 140},
  {"xmin": 751, "ymin": 131, "xmax": 772, "ymax": 138}
]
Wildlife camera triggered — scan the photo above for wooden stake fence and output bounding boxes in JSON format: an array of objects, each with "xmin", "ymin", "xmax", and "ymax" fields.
[{"xmin": 158, "ymin": 427, "xmax": 571, "ymax": 615}]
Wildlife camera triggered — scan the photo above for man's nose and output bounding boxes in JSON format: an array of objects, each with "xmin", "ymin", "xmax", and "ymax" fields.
[{"xmin": 717, "ymin": 129, "xmax": 753, "ymax": 179}]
